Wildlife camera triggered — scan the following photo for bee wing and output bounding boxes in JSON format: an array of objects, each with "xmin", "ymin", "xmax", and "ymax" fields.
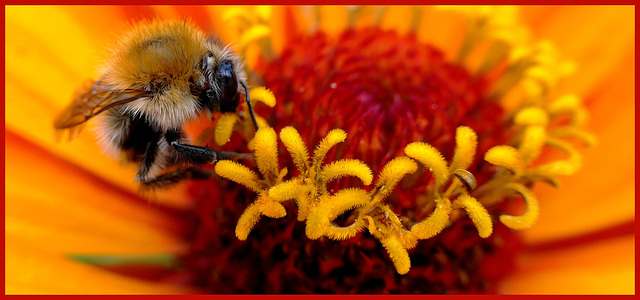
[{"xmin": 54, "ymin": 79, "xmax": 150, "ymax": 140}]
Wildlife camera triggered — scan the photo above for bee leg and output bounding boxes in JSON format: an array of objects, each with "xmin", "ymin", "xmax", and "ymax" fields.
[
  {"xmin": 165, "ymin": 129, "xmax": 253, "ymax": 165},
  {"xmin": 135, "ymin": 139, "xmax": 158, "ymax": 182},
  {"xmin": 139, "ymin": 167, "xmax": 213, "ymax": 189}
]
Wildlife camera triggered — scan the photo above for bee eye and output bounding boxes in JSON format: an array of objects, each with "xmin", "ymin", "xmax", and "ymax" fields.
[{"xmin": 219, "ymin": 60, "xmax": 232, "ymax": 70}]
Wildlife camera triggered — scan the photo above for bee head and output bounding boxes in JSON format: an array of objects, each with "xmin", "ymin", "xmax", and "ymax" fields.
[{"xmin": 199, "ymin": 55, "xmax": 240, "ymax": 113}]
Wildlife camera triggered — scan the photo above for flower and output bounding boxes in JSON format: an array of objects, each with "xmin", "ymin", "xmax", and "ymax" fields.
[{"xmin": 5, "ymin": 5, "xmax": 634, "ymax": 294}]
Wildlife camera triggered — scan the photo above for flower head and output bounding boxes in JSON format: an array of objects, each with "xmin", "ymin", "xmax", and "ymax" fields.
[{"xmin": 5, "ymin": 5, "xmax": 634, "ymax": 295}]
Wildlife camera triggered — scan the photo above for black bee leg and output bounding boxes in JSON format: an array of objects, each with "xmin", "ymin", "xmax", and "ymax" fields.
[
  {"xmin": 241, "ymin": 81, "xmax": 260, "ymax": 131},
  {"xmin": 135, "ymin": 139, "xmax": 158, "ymax": 182},
  {"xmin": 139, "ymin": 167, "xmax": 213, "ymax": 189},
  {"xmin": 165, "ymin": 129, "xmax": 254, "ymax": 165}
]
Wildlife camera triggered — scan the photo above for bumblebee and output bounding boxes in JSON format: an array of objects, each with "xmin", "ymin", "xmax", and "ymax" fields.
[{"xmin": 54, "ymin": 19, "xmax": 259, "ymax": 188}]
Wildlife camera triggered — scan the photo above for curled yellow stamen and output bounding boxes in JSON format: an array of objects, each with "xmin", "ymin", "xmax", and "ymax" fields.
[
  {"xmin": 313, "ymin": 128, "xmax": 347, "ymax": 169},
  {"xmin": 374, "ymin": 156, "xmax": 418, "ymax": 199},
  {"xmin": 452, "ymin": 194, "xmax": 493, "ymax": 238},
  {"xmin": 404, "ymin": 142, "xmax": 449, "ymax": 192},
  {"xmin": 239, "ymin": 24, "xmax": 271, "ymax": 49},
  {"xmin": 518, "ymin": 126, "xmax": 546, "ymax": 165},
  {"xmin": 547, "ymin": 94, "xmax": 588, "ymax": 126},
  {"xmin": 320, "ymin": 159, "xmax": 373, "ymax": 186},
  {"xmin": 484, "ymin": 145, "xmax": 525, "ymax": 177},
  {"xmin": 449, "ymin": 126, "xmax": 478, "ymax": 172},
  {"xmin": 514, "ymin": 107, "xmax": 549, "ymax": 127},
  {"xmin": 249, "ymin": 87, "xmax": 277, "ymax": 107},
  {"xmin": 499, "ymin": 183, "xmax": 539, "ymax": 230},
  {"xmin": 410, "ymin": 197, "xmax": 452, "ymax": 239}
]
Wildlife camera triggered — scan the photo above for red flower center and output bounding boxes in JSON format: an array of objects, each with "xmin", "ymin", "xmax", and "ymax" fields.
[{"xmin": 180, "ymin": 28, "xmax": 522, "ymax": 293}]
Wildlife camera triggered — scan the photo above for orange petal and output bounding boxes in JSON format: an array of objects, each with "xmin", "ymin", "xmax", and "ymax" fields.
[
  {"xmin": 524, "ymin": 49, "xmax": 634, "ymax": 244},
  {"xmin": 6, "ymin": 131, "xmax": 186, "ymax": 255},
  {"xmin": 319, "ymin": 6, "xmax": 349, "ymax": 38},
  {"xmin": 500, "ymin": 235, "xmax": 634, "ymax": 294},
  {"xmin": 415, "ymin": 7, "xmax": 466, "ymax": 60},
  {"xmin": 6, "ymin": 236, "xmax": 197, "ymax": 294},
  {"xmin": 521, "ymin": 6, "xmax": 634, "ymax": 96},
  {"xmin": 380, "ymin": 6, "xmax": 414, "ymax": 35}
]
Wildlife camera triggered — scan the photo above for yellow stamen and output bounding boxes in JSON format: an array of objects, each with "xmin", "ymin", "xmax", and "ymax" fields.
[
  {"xmin": 547, "ymin": 94, "xmax": 588, "ymax": 126},
  {"xmin": 306, "ymin": 203, "xmax": 331, "ymax": 240},
  {"xmin": 514, "ymin": 107, "xmax": 549, "ymax": 127},
  {"xmin": 253, "ymin": 127, "xmax": 279, "ymax": 179},
  {"xmin": 410, "ymin": 197, "xmax": 452, "ymax": 239},
  {"xmin": 214, "ymin": 113, "xmax": 239, "ymax": 146},
  {"xmin": 313, "ymin": 128, "xmax": 347, "ymax": 169},
  {"xmin": 320, "ymin": 159, "xmax": 373, "ymax": 186},
  {"xmin": 452, "ymin": 194, "xmax": 493, "ymax": 238},
  {"xmin": 529, "ymin": 137, "xmax": 582, "ymax": 177},
  {"xmin": 327, "ymin": 188, "xmax": 370, "ymax": 220},
  {"xmin": 326, "ymin": 218, "xmax": 365, "ymax": 241},
  {"xmin": 518, "ymin": 126, "xmax": 546, "ymax": 165},
  {"xmin": 268, "ymin": 179, "xmax": 303, "ymax": 202},
  {"xmin": 484, "ymin": 145, "xmax": 525, "ymax": 177},
  {"xmin": 214, "ymin": 160, "xmax": 262, "ymax": 192},
  {"xmin": 249, "ymin": 86, "xmax": 277, "ymax": 107},
  {"xmin": 258, "ymin": 196, "xmax": 287, "ymax": 219},
  {"xmin": 404, "ymin": 142, "xmax": 449, "ymax": 192},
  {"xmin": 374, "ymin": 156, "xmax": 418, "ymax": 199},
  {"xmin": 499, "ymin": 183, "xmax": 539, "ymax": 230},
  {"xmin": 449, "ymin": 126, "xmax": 478, "ymax": 172},
  {"xmin": 235, "ymin": 202, "xmax": 261, "ymax": 240},
  {"xmin": 548, "ymin": 126, "xmax": 598, "ymax": 147},
  {"xmin": 380, "ymin": 236, "xmax": 411, "ymax": 275},
  {"xmin": 239, "ymin": 24, "xmax": 271, "ymax": 49},
  {"xmin": 279, "ymin": 126, "xmax": 310, "ymax": 172}
]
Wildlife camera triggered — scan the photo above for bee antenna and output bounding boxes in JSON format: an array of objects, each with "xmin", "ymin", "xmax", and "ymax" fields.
[{"xmin": 240, "ymin": 81, "xmax": 259, "ymax": 130}]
